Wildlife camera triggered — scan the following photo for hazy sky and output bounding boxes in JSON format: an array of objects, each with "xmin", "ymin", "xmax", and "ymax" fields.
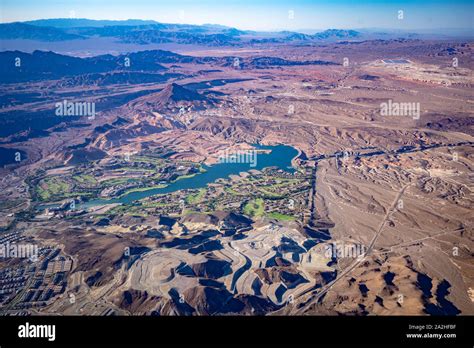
[{"xmin": 1, "ymin": 0, "xmax": 473, "ymax": 31}]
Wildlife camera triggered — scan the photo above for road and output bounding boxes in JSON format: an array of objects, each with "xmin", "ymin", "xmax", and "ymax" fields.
[{"xmin": 291, "ymin": 182, "xmax": 410, "ymax": 314}]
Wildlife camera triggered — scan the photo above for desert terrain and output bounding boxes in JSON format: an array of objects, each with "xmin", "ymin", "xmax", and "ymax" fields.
[{"xmin": 0, "ymin": 20, "xmax": 473, "ymax": 316}]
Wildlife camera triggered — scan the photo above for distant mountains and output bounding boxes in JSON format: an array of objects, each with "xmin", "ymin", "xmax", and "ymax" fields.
[
  {"xmin": 313, "ymin": 29, "xmax": 360, "ymax": 39},
  {"xmin": 0, "ymin": 49, "xmax": 338, "ymax": 84},
  {"xmin": 0, "ymin": 18, "xmax": 362, "ymax": 45},
  {"xmin": 0, "ymin": 50, "xmax": 168, "ymax": 83},
  {"xmin": 24, "ymin": 18, "xmax": 160, "ymax": 28},
  {"xmin": 0, "ymin": 22, "xmax": 83, "ymax": 41}
]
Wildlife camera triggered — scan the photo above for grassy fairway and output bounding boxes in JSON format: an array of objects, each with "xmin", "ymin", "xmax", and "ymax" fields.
[
  {"xmin": 73, "ymin": 174, "xmax": 97, "ymax": 186},
  {"xmin": 243, "ymin": 198, "xmax": 265, "ymax": 218},
  {"xmin": 267, "ymin": 212, "xmax": 295, "ymax": 221},
  {"xmin": 37, "ymin": 177, "xmax": 71, "ymax": 201},
  {"xmin": 185, "ymin": 188, "xmax": 206, "ymax": 204},
  {"xmin": 118, "ymin": 184, "xmax": 168, "ymax": 197}
]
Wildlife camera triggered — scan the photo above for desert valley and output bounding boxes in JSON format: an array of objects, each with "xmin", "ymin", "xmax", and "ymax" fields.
[{"xmin": 0, "ymin": 18, "xmax": 473, "ymax": 316}]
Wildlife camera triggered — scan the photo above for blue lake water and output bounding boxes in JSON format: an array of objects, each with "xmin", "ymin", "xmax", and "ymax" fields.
[{"xmin": 83, "ymin": 144, "xmax": 298, "ymax": 207}]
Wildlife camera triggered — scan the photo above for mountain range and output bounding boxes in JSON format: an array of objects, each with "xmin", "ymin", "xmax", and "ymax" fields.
[
  {"xmin": 0, "ymin": 18, "xmax": 363, "ymax": 45},
  {"xmin": 0, "ymin": 49, "xmax": 338, "ymax": 83}
]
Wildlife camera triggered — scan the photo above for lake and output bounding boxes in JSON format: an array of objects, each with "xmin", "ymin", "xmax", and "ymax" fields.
[{"xmin": 83, "ymin": 143, "xmax": 298, "ymax": 208}]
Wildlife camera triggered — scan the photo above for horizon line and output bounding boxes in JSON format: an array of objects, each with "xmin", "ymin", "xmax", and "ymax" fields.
[{"xmin": 1, "ymin": 18, "xmax": 473, "ymax": 34}]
